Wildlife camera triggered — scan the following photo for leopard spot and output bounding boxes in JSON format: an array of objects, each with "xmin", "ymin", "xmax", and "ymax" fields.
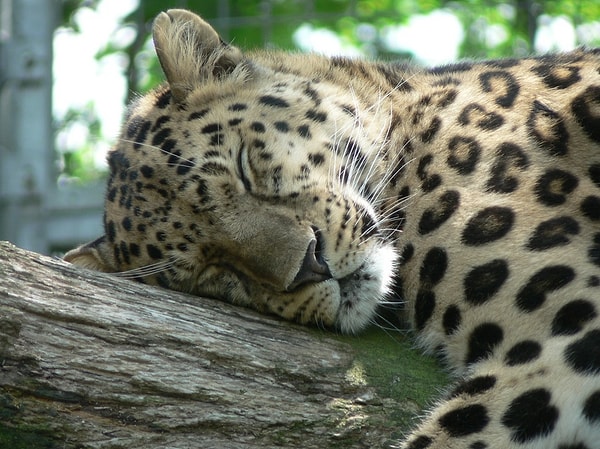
[
  {"xmin": 308, "ymin": 153, "xmax": 325, "ymax": 166},
  {"xmin": 457, "ymin": 103, "xmax": 504, "ymax": 130},
  {"xmin": 113, "ymin": 245, "xmax": 121, "ymax": 265},
  {"xmin": 399, "ymin": 243, "xmax": 415, "ymax": 266},
  {"xmin": 252, "ymin": 139, "xmax": 266, "ymax": 150},
  {"xmin": 532, "ymin": 64, "xmax": 581, "ymax": 89},
  {"xmin": 122, "ymin": 217, "xmax": 132, "ymax": 232},
  {"xmin": 251, "ymin": 122, "xmax": 266, "ymax": 133},
  {"xmin": 551, "ymin": 299, "xmax": 597, "ymax": 336},
  {"xmin": 297, "ymin": 125, "xmax": 311, "ymax": 139},
  {"xmin": 589, "ymin": 163, "xmax": 600, "ymax": 188},
  {"xmin": 581, "ymin": 196, "xmax": 600, "ymax": 221},
  {"xmin": 201, "ymin": 123, "xmax": 223, "ymax": 134},
  {"xmin": 228, "ymin": 103, "xmax": 247, "ymax": 112},
  {"xmin": 479, "ymin": 70, "xmax": 520, "ymax": 108},
  {"xmin": 504, "ymin": 340, "xmax": 542, "ymax": 366},
  {"xmin": 439, "ymin": 404, "xmax": 490, "ymax": 436},
  {"xmin": 443, "ymin": 305, "xmax": 462, "ymax": 335},
  {"xmin": 106, "ymin": 220, "xmax": 116, "ymax": 243},
  {"xmin": 516, "ymin": 265, "xmax": 576, "ymax": 312},
  {"xmin": 133, "ymin": 120, "xmax": 152, "ymax": 149},
  {"xmin": 140, "ymin": 165, "xmax": 154, "ymax": 179},
  {"xmin": 469, "ymin": 442, "xmax": 487, "ymax": 449},
  {"xmin": 107, "ymin": 186, "xmax": 117, "ymax": 202},
  {"xmin": 126, "ymin": 115, "xmax": 144, "ymax": 138},
  {"xmin": 449, "ymin": 375, "xmax": 497, "ymax": 399},
  {"xmin": 117, "ymin": 240, "xmax": 129, "ymax": 264},
  {"xmin": 146, "ymin": 244, "xmax": 162, "ymax": 260},
  {"xmin": 418, "ymin": 190, "xmax": 460, "ymax": 235},
  {"xmin": 534, "ymin": 169, "xmax": 578, "ymax": 206},
  {"xmin": 305, "ymin": 109, "xmax": 327, "ymax": 122},
  {"xmin": 151, "ymin": 115, "xmax": 170, "ymax": 132},
  {"xmin": 486, "ymin": 142, "xmax": 529, "ymax": 193},
  {"xmin": 417, "ymin": 154, "xmax": 442, "ymax": 193},
  {"xmin": 526, "ymin": 216, "xmax": 580, "ymax": 251},
  {"xmin": 564, "ymin": 329, "xmax": 600, "ymax": 375},
  {"xmin": 405, "ymin": 436, "xmax": 433, "ymax": 449},
  {"xmin": 415, "ymin": 289, "xmax": 436, "ymax": 331},
  {"xmin": 501, "ymin": 388, "xmax": 558, "ymax": 443},
  {"xmin": 419, "ymin": 247, "xmax": 448, "ymax": 287},
  {"xmin": 188, "ymin": 108, "xmax": 209, "ymax": 120},
  {"xmin": 176, "ymin": 158, "xmax": 196, "ymax": 175},
  {"xmin": 464, "ymin": 259, "xmax": 509, "ymax": 305},
  {"xmin": 527, "ymin": 100, "xmax": 569, "ymax": 157},
  {"xmin": 259, "ymin": 95, "xmax": 290, "ymax": 108},
  {"xmin": 466, "ymin": 322, "xmax": 503, "ymax": 365},
  {"xmin": 154, "ymin": 89, "xmax": 171, "ymax": 108},
  {"xmin": 462, "ymin": 206, "xmax": 514, "ymax": 246},
  {"xmin": 583, "ymin": 390, "xmax": 600, "ymax": 423},
  {"xmin": 588, "ymin": 233, "xmax": 600, "ymax": 267},
  {"xmin": 420, "ymin": 116, "xmax": 442, "ymax": 143},
  {"xmin": 433, "ymin": 88, "xmax": 458, "ymax": 107},
  {"xmin": 447, "ymin": 136, "xmax": 481, "ymax": 175},
  {"xmin": 274, "ymin": 121, "xmax": 290, "ymax": 133},
  {"xmin": 428, "ymin": 61, "xmax": 474, "ymax": 75},
  {"xmin": 129, "ymin": 242, "xmax": 140, "ymax": 257},
  {"xmin": 571, "ymin": 85, "xmax": 600, "ymax": 143}
]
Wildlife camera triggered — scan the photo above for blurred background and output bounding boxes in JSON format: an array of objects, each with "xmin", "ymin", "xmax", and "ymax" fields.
[{"xmin": 1, "ymin": 0, "xmax": 599, "ymax": 255}]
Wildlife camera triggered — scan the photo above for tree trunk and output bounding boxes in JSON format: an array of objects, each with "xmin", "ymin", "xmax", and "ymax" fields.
[{"xmin": 0, "ymin": 241, "xmax": 446, "ymax": 448}]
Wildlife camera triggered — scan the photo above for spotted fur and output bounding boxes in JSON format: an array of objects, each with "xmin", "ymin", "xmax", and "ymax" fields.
[{"xmin": 65, "ymin": 9, "xmax": 600, "ymax": 448}]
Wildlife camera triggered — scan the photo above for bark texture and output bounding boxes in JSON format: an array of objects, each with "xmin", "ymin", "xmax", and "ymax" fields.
[{"xmin": 0, "ymin": 241, "xmax": 444, "ymax": 448}]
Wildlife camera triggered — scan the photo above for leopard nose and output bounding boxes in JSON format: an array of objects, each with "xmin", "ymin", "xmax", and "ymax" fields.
[{"xmin": 287, "ymin": 232, "xmax": 332, "ymax": 291}]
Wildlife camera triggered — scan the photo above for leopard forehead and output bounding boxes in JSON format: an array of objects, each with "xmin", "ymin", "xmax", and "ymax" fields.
[
  {"xmin": 125, "ymin": 77, "xmax": 353, "ymax": 181},
  {"xmin": 119, "ymin": 75, "xmax": 393, "ymax": 214}
]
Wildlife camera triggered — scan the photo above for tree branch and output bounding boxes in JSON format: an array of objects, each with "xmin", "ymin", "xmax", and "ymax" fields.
[{"xmin": 0, "ymin": 241, "xmax": 445, "ymax": 448}]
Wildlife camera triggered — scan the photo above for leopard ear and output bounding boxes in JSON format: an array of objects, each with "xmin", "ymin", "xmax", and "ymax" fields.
[
  {"xmin": 152, "ymin": 9, "xmax": 243, "ymax": 103},
  {"xmin": 63, "ymin": 236, "xmax": 116, "ymax": 273}
]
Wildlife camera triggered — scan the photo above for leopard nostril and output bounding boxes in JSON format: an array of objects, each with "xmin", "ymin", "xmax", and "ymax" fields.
[{"xmin": 287, "ymin": 230, "xmax": 332, "ymax": 291}]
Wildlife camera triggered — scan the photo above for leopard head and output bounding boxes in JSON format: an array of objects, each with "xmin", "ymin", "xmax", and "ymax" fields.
[{"xmin": 65, "ymin": 9, "xmax": 398, "ymax": 333}]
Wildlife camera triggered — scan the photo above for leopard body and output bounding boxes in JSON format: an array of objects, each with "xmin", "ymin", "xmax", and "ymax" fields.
[{"xmin": 65, "ymin": 10, "xmax": 600, "ymax": 448}]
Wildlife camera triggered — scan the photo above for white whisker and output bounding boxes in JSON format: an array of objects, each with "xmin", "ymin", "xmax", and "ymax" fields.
[
  {"xmin": 117, "ymin": 138, "xmax": 197, "ymax": 167},
  {"xmin": 113, "ymin": 259, "xmax": 174, "ymax": 279}
]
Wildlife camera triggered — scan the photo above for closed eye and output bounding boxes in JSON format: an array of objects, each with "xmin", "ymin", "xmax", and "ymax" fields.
[{"xmin": 237, "ymin": 144, "xmax": 252, "ymax": 192}]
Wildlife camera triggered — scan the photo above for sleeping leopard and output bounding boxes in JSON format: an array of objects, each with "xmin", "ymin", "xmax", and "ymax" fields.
[{"xmin": 65, "ymin": 9, "xmax": 600, "ymax": 448}]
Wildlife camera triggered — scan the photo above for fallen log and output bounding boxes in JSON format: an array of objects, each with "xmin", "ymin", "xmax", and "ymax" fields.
[{"xmin": 0, "ymin": 241, "xmax": 447, "ymax": 448}]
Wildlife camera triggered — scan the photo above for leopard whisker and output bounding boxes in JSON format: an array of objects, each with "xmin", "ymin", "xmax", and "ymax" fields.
[
  {"xmin": 351, "ymin": 194, "xmax": 412, "ymax": 245},
  {"xmin": 117, "ymin": 138, "xmax": 197, "ymax": 166},
  {"xmin": 113, "ymin": 259, "xmax": 175, "ymax": 279},
  {"xmin": 368, "ymin": 314, "xmax": 405, "ymax": 337},
  {"xmin": 349, "ymin": 152, "xmax": 415, "ymax": 244},
  {"xmin": 356, "ymin": 103, "xmax": 394, "ymax": 199},
  {"xmin": 368, "ymin": 141, "xmax": 416, "ymax": 207}
]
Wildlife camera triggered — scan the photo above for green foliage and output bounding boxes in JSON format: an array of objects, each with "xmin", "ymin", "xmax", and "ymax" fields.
[
  {"xmin": 54, "ymin": 103, "xmax": 105, "ymax": 183},
  {"xmin": 0, "ymin": 393, "xmax": 60, "ymax": 449},
  {"xmin": 0, "ymin": 423, "xmax": 59, "ymax": 449},
  {"xmin": 60, "ymin": 0, "xmax": 100, "ymax": 30},
  {"xmin": 56, "ymin": 0, "xmax": 600, "ymax": 181},
  {"xmin": 334, "ymin": 327, "xmax": 449, "ymax": 439}
]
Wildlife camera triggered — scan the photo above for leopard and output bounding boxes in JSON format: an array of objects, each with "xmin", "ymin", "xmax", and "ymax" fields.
[{"xmin": 64, "ymin": 8, "xmax": 600, "ymax": 448}]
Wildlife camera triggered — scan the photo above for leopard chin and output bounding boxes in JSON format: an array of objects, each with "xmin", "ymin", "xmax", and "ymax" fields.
[{"xmin": 334, "ymin": 243, "xmax": 397, "ymax": 334}]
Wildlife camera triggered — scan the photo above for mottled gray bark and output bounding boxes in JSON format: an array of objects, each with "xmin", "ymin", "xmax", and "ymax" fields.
[{"xmin": 0, "ymin": 241, "xmax": 432, "ymax": 448}]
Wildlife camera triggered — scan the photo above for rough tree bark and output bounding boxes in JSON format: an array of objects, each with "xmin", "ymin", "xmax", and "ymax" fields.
[{"xmin": 0, "ymin": 241, "xmax": 446, "ymax": 449}]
